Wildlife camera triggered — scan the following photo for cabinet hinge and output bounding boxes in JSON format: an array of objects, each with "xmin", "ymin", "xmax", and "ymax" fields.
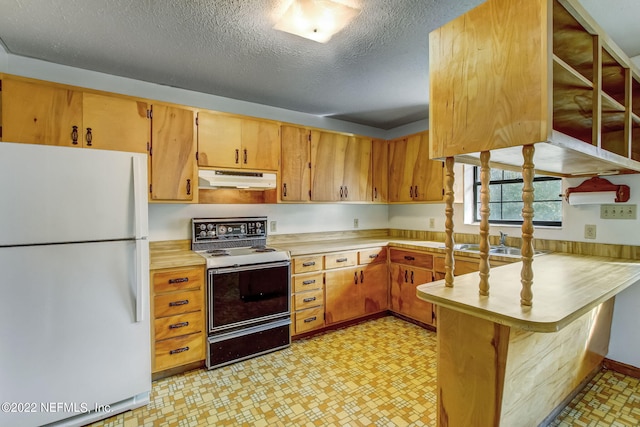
[
  {"xmin": 308, "ymin": 162, "xmax": 311, "ymax": 169},
  {"xmin": 146, "ymin": 141, "xmax": 150, "ymax": 152},
  {"xmin": 149, "ymin": 184, "xmax": 152, "ymax": 193},
  {"xmin": 442, "ymin": 188, "xmax": 445, "ymax": 196},
  {"xmin": 309, "ymin": 190, "xmax": 312, "ymax": 199},
  {"xmin": 148, "ymin": 109, "xmax": 153, "ymax": 119},
  {"xmin": 307, "ymin": 133, "xmax": 311, "ymax": 142},
  {"xmin": 149, "ymin": 145, "xmax": 153, "ymax": 156},
  {"xmin": 195, "ymin": 152, "xmax": 199, "ymax": 161},
  {"xmin": 195, "ymin": 116, "xmax": 199, "ymax": 126}
]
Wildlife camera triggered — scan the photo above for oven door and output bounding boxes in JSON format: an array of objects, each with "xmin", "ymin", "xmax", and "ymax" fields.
[{"xmin": 208, "ymin": 260, "xmax": 291, "ymax": 332}]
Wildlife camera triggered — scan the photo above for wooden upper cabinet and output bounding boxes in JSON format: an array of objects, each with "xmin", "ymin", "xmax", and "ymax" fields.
[
  {"xmin": 2, "ymin": 78, "xmax": 82, "ymax": 146},
  {"xmin": 197, "ymin": 111, "xmax": 280, "ymax": 171},
  {"xmin": 310, "ymin": 130, "xmax": 372, "ymax": 202},
  {"xmin": 280, "ymin": 125, "xmax": 311, "ymax": 202},
  {"xmin": 1, "ymin": 77, "xmax": 149, "ymax": 153},
  {"xmin": 150, "ymin": 104, "xmax": 197, "ymax": 202},
  {"xmin": 389, "ymin": 131, "xmax": 443, "ymax": 202},
  {"xmin": 371, "ymin": 138, "xmax": 389, "ymax": 203},
  {"xmin": 429, "ymin": 0, "xmax": 640, "ymax": 176},
  {"xmin": 82, "ymin": 93, "xmax": 149, "ymax": 153}
]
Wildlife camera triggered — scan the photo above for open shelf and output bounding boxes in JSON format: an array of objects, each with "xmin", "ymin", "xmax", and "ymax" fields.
[
  {"xmin": 553, "ymin": 0, "xmax": 594, "ymax": 82},
  {"xmin": 633, "ymin": 76, "xmax": 640, "ymax": 118},
  {"xmin": 633, "ymin": 116, "xmax": 640, "ymax": 162},
  {"xmin": 552, "ymin": 56, "xmax": 593, "ymax": 145},
  {"xmin": 601, "ymin": 47, "xmax": 627, "ymax": 106}
]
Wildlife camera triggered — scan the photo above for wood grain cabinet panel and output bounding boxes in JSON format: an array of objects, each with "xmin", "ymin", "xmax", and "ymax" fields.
[
  {"xmin": 291, "ymin": 257, "xmax": 325, "ymax": 336},
  {"xmin": 2, "ymin": 77, "xmax": 149, "ymax": 153},
  {"xmin": 281, "ymin": 125, "xmax": 311, "ymax": 201},
  {"xmin": 197, "ymin": 111, "xmax": 280, "ymax": 171},
  {"xmin": 151, "ymin": 265, "xmax": 205, "ymax": 373},
  {"xmin": 389, "ymin": 131, "xmax": 443, "ymax": 202},
  {"xmin": 371, "ymin": 138, "xmax": 389, "ymax": 203},
  {"xmin": 389, "ymin": 263, "xmax": 434, "ymax": 325},
  {"xmin": 150, "ymin": 104, "xmax": 197, "ymax": 202}
]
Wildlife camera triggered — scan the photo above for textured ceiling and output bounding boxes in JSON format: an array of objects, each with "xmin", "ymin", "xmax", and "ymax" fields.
[{"xmin": 0, "ymin": 0, "xmax": 639, "ymax": 130}]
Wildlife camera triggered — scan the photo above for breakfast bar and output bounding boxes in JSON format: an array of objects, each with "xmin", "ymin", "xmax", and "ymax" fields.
[{"xmin": 417, "ymin": 253, "xmax": 640, "ymax": 426}]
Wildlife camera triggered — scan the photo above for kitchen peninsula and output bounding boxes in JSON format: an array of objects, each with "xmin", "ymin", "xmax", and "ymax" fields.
[{"xmin": 417, "ymin": 253, "xmax": 640, "ymax": 426}]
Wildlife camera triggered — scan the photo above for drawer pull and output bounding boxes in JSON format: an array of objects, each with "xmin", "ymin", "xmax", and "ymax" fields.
[
  {"xmin": 360, "ymin": 271, "xmax": 364, "ymax": 283},
  {"xmin": 169, "ymin": 346, "xmax": 190, "ymax": 355},
  {"xmin": 169, "ymin": 299, "xmax": 189, "ymax": 307},
  {"xmin": 404, "ymin": 255, "xmax": 416, "ymax": 261},
  {"xmin": 169, "ymin": 321, "xmax": 189, "ymax": 329},
  {"xmin": 304, "ymin": 316, "xmax": 317, "ymax": 323},
  {"xmin": 168, "ymin": 277, "xmax": 189, "ymax": 284},
  {"xmin": 303, "ymin": 297, "xmax": 317, "ymax": 303},
  {"xmin": 302, "ymin": 261, "xmax": 316, "ymax": 267},
  {"xmin": 368, "ymin": 254, "xmax": 379, "ymax": 259},
  {"xmin": 336, "ymin": 258, "xmax": 348, "ymax": 263},
  {"xmin": 302, "ymin": 279, "xmax": 316, "ymax": 285}
]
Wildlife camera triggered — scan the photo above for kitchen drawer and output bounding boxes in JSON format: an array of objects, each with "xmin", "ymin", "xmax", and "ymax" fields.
[
  {"xmin": 294, "ymin": 306, "xmax": 324, "ymax": 334},
  {"xmin": 293, "ymin": 256, "xmax": 323, "ymax": 274},
  {"xmin": 154, "ymin": 333, "xmax": 204, "ymax": 372},
  {"xmin": 154, "ymin": 310, "xmax": 203, "ymax": 341},
  {"xmin": 389, "ymin": 249, "xmax": 433, "ymax": 269},
  {"xmin": 294, "ymin": 288, "xmax": 324, "ymax": 311},
  {"xmin": 154, "ymin": 289, "xmax": 204, "ymax": 318},
  {"xmin": 358, "ymin": 247, "xmax": 387, "ymax": 265},
  {"xmin": 324, "ymin": 251, "xmax": 357, "ymax": 269},
  {"xmin": 293, "ymin": 272, "xmax": 324, "ymax": 293},
  {"xmin": 153, "ymin": 267, "xmax": 203, "ymax": 293}
]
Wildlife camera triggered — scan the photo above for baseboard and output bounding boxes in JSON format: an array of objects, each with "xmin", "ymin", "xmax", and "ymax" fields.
[{"xmin": 603, "ymin": 358, "xmax": 640, "ymax": 378}]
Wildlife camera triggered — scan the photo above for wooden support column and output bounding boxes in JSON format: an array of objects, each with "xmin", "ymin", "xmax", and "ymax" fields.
[
  {"xmin": 520, "ymin": 145, "xmax": 535, "ymax": 306},
  {"xmin": 444, "ymin": 156, "xmax": 455, "ymax": 287},
  {"xmin": 478, "ymin": 151, "xmax": 491, "ymax": 296}
]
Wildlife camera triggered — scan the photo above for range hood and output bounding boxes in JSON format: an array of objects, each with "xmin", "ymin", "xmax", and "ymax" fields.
[{"xmin": 198, "ymin": 169, "xmax": 276, "ymax": 190}]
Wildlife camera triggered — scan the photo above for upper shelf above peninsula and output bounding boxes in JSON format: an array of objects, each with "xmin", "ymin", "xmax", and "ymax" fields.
[{"xmin": 428, "ymin": 0, "xmax": 640, "ymax": 176}]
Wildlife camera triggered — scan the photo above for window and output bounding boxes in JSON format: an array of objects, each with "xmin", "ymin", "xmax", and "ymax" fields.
[{"xmin": 473, "ymin": 168, "xmax": 562, "ymax": 226}]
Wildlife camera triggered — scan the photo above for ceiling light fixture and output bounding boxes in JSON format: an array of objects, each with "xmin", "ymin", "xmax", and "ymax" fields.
[{"xmin": 274, "ymin": 0, "xmax": 361, "ymax": 43}]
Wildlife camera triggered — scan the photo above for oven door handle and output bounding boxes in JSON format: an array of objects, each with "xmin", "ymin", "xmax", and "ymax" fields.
[{"xmin": 209, "ymin": 260, "xmax": 291, "ymax": 275}]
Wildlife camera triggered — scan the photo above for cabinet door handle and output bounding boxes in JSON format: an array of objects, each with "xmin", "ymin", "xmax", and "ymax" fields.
[
  {"xmin": 414, "ymin": 186, "xmax": 418, "ymax": 198},
  {"xmin": 303, "ymin": 296, "xmax": 317, "ymax": 303},
  {"xmin": 302, "ymin": 261, "xmax": 316, "ymax": 267},
  {"xmin": 169, "ymin": 299, "xmax": 189, "ymax": 307},
  {"xmin": 169, "ymin": 321, "xmax": 189, "ymax": 329},
  {"xmin": 235, "ymin": 149, "xmax": 239, "ymax": 164},
  {"xmin": 169, "ymin": 346, "xmax": 189, "ymax": 355},
  {"xmin": 168, "ymin": 277, "xmax": 189, "ymax": 284},
  {"xmin": 243, "ymin": 148, "xmax": 248, "ymax": 164},
  {"xmin": 344, "ymin": 186, "xmax": 348, "ymax": 198},
  {"xmin": 283, "ymin": 183, "xmax": 287, "ymax": 197},
  {"xmin": 360, "ymin": 270, "xmax": 364, "ymax": 283},
  {"xmin": 336, "ymin": 258, "xmax": 348, "ymax": 263},
  {"xmin": 368, "ymin": 254, "xmax": 378, "ymax": 259},
  {"xmin": 354, "ymin": 271, "xmax": 358, "ymax": 284},
  {"xmin": 374, "ymin": 187, "xmax": 378, "ymax": 199},
  {"xmin": 302, "ymin": 279, "xmax": 316, "ymax": 285},
  {"xmin": 186, "ymin": 179, "xmax": 191, "ymax": 195},
  {"xmin": 85, "ymin": 128, "xmax": 93, "ymax": 146},
  {"xmin": 409, "ymin": 186, "xmax": 413, "ymax": 198},
  {"xmin": 304, "ymin": 316, "xmax": 317, "ymax": 323},
  {"xmin": 404, "ymin": 255, "xmax": 415, "ymax": 261},
  {"xmin": 404, "ymin": 270, "xmax": 408, "ymax": 283},
  {"xmin": 71, "ymin": 126, "xmax": 79, "ymax": 145},
  {"xmin": 339, "ymin": 186, "xmax": 344, "ymax": 199},
  {"xmin": 411, "ymin": 270, "xmax": 414, "ymax": 284}
]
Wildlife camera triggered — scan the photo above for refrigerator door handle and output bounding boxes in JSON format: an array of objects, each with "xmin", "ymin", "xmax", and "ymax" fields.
[
  {"xmin": 132, "ymin": 156, "xmax": 148, "ymax": 240},
  {"xmin": 135, "ymin": 239, "xmax": 145, "ymax": 322}
]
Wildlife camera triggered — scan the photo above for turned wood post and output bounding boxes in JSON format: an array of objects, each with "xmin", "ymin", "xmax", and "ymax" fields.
[
  {"xmin": 520, "ymin": 145, "xmax": 535, "ymax": 306},
  {"xmin": 444, "ymin": 157, "xmax": 455, "ymax": 287},
  {"xmin": 478, "ymin": 151, "xmax": 491, "ymax": 296}
]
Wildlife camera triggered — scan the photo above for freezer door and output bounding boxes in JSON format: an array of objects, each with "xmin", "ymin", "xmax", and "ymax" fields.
[
  {"xmin": 0, "ymin": 240, "xmax": 151, "ymax": 427},
  {"xmin": 0, "ymin": 143, "xmax": 148, "ymax": 245}
]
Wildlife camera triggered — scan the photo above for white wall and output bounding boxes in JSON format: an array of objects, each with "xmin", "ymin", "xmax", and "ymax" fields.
[{"xmin": 149, "ymin": 203, "xmax": 389, "ymax": 241}]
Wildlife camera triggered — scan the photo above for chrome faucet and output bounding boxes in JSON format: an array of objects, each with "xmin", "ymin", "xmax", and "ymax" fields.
[{"xmin": 499, "ymin": 231, "xmax": 508, "ymax": 247}]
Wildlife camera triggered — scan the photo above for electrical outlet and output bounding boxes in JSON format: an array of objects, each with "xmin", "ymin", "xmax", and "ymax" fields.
[
  {"xmin": 600, "ymin": 204, "xmax": 637, "ymax": 219},
  {"xmin": 429, "ymin": 218, "xmax": 435, "ymax": 229},
  {"xmin": 584, "ymin": 224, "xmax": 596, "ymax": 239},
  {"xmin": 270, "ymin": 221, "xmax": 277, "ymax": 232},
  {"xmin": 353, "ymin": 218, "xmax": 359, "ymax": 228}
]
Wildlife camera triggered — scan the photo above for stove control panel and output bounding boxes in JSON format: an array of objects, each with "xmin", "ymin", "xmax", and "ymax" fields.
[{"xmin": 192, "ymin": 217, "xmax": 267, "ymax": 243}]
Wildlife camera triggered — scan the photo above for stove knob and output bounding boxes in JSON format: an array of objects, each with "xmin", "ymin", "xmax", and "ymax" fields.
[
  {"xmin": 207, "ymin": 230, "xmax": 215, "ymax": 237},
  {"xmin": 241, "ymin": 225, "xmax": 246, "ymax": 232},
  {"xmin": 199, "ymin": 231, "xmax": 206, "ymax": 238},
  {"xmin": 199, "ymin": 224, "xmax": 206, "ymax": 231},
  {"xmin": 207, "ymin": 224, "xmax": 214, "ymax": 230},
  {"xmin": 256, "ymin": 222, "xmax": 262, "ymax": 228},
  {"xmin": 219, "ymin": 226, "xmax": 226, "ymax": 234}
]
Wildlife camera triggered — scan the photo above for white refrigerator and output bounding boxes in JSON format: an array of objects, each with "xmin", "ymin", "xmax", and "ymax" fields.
[{"xmin": 0, "ymin": 143, "xmax": 151, "ymax": 427}]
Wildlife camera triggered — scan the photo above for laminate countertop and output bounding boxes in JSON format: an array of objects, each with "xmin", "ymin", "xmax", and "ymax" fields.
[{"xmin": 417, "ymin": 252, "xmax": 640, "ymax": 332}]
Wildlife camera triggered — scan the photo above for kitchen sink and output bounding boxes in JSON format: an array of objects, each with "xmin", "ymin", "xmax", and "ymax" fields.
[
  {"xmin": 442, "ymin": 243, "xmax": 548, "ymax": 257},
  {"xmin": 489, "ymin": 246, "xmax": 522, "ymax": 256}
]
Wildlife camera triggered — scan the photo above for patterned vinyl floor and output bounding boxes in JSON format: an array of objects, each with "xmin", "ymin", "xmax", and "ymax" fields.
[{"xmin": 88, "ymin": 316, "xmax": 639, "ymax": 427}]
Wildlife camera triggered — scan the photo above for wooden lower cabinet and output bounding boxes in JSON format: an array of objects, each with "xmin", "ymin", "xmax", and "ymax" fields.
[
  {"xmin": 291, "ymin": 256, "xmax": 325, "ymax": 335},
  {"xmin": 151, "ymin": 265, "xmax": 205, "ymax": 373},
  {"xmin": 389, "ymin": 248, "xmax": 435, "ymax": 326}
]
